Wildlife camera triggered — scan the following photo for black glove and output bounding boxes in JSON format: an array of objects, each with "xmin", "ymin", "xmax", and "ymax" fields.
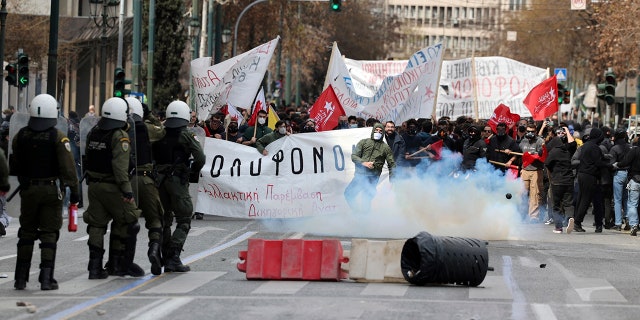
[
  {"xmin": 69, "ymin": 192, "xmax": 80, "ymax": 204},
  {"xmin": 142, "ymin": 102, "xmax": 150, "ymax": 120},
  {"xmin": 122, "ymin": 192, "xmax": 134, "ymax": 200}
]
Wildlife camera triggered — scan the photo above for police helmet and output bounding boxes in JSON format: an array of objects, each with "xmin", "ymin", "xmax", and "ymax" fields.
[
  {"xmin": 164, "ymin": 100, "xmax": 190, "ymax": 128},
  {"xmin": 125, "ymin": 97, "xmax": 144, "ymax": 122},
  {"xmin": 28, "ymin": 94, "xmax": 59, "ymax": 131},
  {"xmin": 98, "ymin": 97, "xmax": 128, "ymax": 130}
]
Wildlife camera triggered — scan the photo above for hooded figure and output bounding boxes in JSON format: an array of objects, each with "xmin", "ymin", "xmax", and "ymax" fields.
[{"xmin": 344, "ymin": 123, "xmax": 396, "ymax": 214}]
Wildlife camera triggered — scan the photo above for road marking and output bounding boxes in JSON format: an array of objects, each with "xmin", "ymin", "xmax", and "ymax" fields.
[
  {"xmin": 141, "ymin": 272, "xmax": 225, "ymax": 294},
  {"xmin": 360, "ymin": 283, "xmax": 409, "ymax": 296},
  {"xmin": 531, "ymin": 303, "xmax": 557, "ymax": 320},
  {"xmin": 43, "ymin": 231, "xmax": 257, "ymax": 320},
  {"xmin": 123, "ymin": 297, "xmax": 193, "ymax": 320},
  {"xmin": 469, "ymin": 276, "xmax": 512, "ymax": 300},
  {"xmin": 34, "ymin": 274, "xmax": 114, "ymax": 295},
  {"xmin": 547, "ymin": 258, "xmax": 627, "ymax": 302},
  {"xmin": 503, "ymin": 256, "xmax": 528, "ymax": 320},
  {"xmin": 0, "ymin": 254, "xmax": 17, "ymax": 261},
  {"xmin": 252, "ymin": 281, "xmax": 308, "ymax": 294},
  {"xmin": 188, "ymin": 226, "xmax": 226, "ymax": 237}
]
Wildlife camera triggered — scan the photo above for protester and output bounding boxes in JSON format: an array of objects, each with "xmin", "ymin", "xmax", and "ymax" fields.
[
  {"xmin": 256, "ymin": 120, "xmax": 291, "ymax": 156},
  {"xmin": 344, "ymin": 123, "xmax": 395, "ymax": 214},
  {"xmin": 486, "ymin": 122, "xmax": 521, "ymax": 172},
  {"xmin": 608, "ymin": 128, "xmax": 631, "ymax": 231},
  {"xmin": 461, "ymin": 125, "xmax": 487, "ymax": 171},
  {"xmin": 544, "ymin": 126, "xmax": 577, "ymax": 234},
  {"xmin": 519, "ymin": 124, "xmax": 546, "ymax": 223}
]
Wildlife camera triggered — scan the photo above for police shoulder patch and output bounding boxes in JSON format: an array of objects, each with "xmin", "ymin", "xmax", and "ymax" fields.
[
  {"xmin": 64, "ymin": 141, "xmax": 71, "ymax": 152},
  {"xmin": 122, "ymin": 141, "xmax": 130, "ymax": 152},
  {"xmin": 193, "ymin": 135, "xmax": 200, "ymax": 142}
]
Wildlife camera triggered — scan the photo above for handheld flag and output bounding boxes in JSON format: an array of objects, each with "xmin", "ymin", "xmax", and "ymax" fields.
[
  {"xmin": 267, "ymin": 104, "xmax": 280, "ymax": 130},
  {"xmin": 222, "ymin": 101, "xmax": 245, "ymax": 124},
  {"xmin": 487, "ymin": 104, "xmax": 520, "ymax": 134},
  {"xmin": 308, "ymin": 85, "xmax": 345, "ymax": 131},
  {"xmin": 247, "ymin": 87, "xmax": 267, "ymax": 126},
  {"xmin": 523, "ymin": 75, "xmax": 559, "ymax": 120}
]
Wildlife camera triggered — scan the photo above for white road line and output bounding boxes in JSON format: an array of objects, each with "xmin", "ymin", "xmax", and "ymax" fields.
[
  {"xmin": 123, "ymin": 297, "xmax": 193, "ymax": 320},
  {"xmin": 360, "ymin": 283, "xmax": 409, "ymax": 296},
  {"xmin": 531, "ymin": 303, "xmax": 557, "ymax": 320},
  {"xmin": 252, "ymin": 281, "xmax": 309, "ymax": 294},
  {"xmin": 141, "ymin": 271, "xmax": 225, "ymax": 294},
  {"xmin": 469, "ymin": 275, "xmax": 513, "ymax": 300},
  {"xmin": 0, "ymin": 254, "xmax": 17, "ymax": 261}
]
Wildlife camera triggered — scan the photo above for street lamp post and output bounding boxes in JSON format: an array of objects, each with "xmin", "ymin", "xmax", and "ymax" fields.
[
  {"xmin": 90, "ymin": 0, "xmax": 118, "ymax": 109},
  {"xmin": 0, "ymin": 0, "xmax": 8, "ymax": 108}
]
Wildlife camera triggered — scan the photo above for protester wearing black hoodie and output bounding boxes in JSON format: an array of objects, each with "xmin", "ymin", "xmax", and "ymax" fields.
[
  {"xmin": 574, "ymin": 128, "xmax": 610, "ymax": 233},
  {"xmin": 544, "ymin": 128, "xmax": 577, "ymax": 233}
]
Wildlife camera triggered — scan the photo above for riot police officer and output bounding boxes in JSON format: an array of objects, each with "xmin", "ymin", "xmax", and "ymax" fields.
[
  {"xmin": 127, "ymin": 97, "xmax": 165, "ymax": 275},
  {"xmin": 152, "ymin": 101, "xmax": 205, "ymax": 272},
  {"xmin": 12, "ymin": 94, "xmax": 79, "ymax": 290},
  {"xmin": 84, "ymin": 97, "xmax": 142, "ymax": 279}
]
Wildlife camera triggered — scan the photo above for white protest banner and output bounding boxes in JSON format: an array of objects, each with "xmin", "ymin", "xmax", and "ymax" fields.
[
  {"xmin": 326, "ymin": 43, "xmax": 444, "ymax": 124},
  {"xmin": 343, "ymin": 58, "xmax": 408, "ymax": 96},
  {"xmin": 436, "ymin": 57, "xmax": 547, "ymax": 120},
  {"xmin": 195, "ymin": 128, "xmax": 386, "ymax": 219},
  {"xmin": 191, "ymin": 36, "xmax": 280, "ymax": 122}
]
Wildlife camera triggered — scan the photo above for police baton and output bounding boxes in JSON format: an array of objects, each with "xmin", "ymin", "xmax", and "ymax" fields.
[{"xmin": 6, "ymin": 186, "xmax": 21, "ymax": 202}]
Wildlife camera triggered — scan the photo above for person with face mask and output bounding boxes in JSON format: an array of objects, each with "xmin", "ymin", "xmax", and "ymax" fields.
[
  {"xmin": 573, "ymin": 127, "xmax": 611, "ymax": 233},
  {"xmin": 486, "ymin": 122, "xmax": 521, "ymax": 173},
  {"xmin": 461, "ymin": 125, "xmax": 487, "ymax": 171},
  {"xmin": 255, "ymin": 120, "xmax": 290, "ymax": 156},
  {"xmin": 302, "ymin": 119, "xmax": 317, "ymax": 133},
  {"xmin": 401, "ymin": 119, "xmax": 423, "ymax": 167},
  {"xmin": 519, "ymin": 124, "xmax": 546, "ymax": 223},
  {"xmin": 225, "ymin": 120, "xmax": 244, "ymax": 144},
  {"xmin": 344, "ymin": 123, "xmax": 395, "ymax": 214},
  {"xmin": 242, "ymin": 110, "xmax": 272, "ymax": 147}
]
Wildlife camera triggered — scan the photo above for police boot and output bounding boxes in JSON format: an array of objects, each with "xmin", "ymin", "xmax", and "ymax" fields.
[
  {"xmin": 104, "ymin": 232, "xmax": 117, "ymax": 275},
  {"xmin": 148, "ymin": 242, "xmax": 162, "ymax": 276},
  {"xmin": 88, "ymin": 246, "xmax": 109, "ymax": 280},
  {"xmin": 14, "ymin": 261, "xmax": 30, "ymax": 290},
  {"xmin": 164, "ymin": 247, "xmax": 190, "ymax": 272},
  {"xmin": 116, "ymin": 222, "xmax": 144, "ymax": 277},
  {"xmin": 161, "ymin": 227, "xmax": 172, "ymax": 266},
  {"xmin": 39, "ymin": 267, "xmax": 59, "ymax": 291}
]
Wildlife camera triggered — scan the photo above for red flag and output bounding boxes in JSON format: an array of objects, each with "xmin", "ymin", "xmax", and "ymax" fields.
[
  {"xmin": 523, "ymin": 75, "xmax": 559, "ymax": 120},
  {"xmin": 247, "ymin": 88, "xmax": 267, "ymax": 126},
  {"xmin": 522, "ymin": 145, "xmax": 548, "ymax": 168},
  {"xmin": 430, "ymin": 139, "xmax": 444, "ymax": 160},
  {"xmin": 487, "ymin": 104, "xmax": 520, "ymax": 134},
  {"xmin": 308, "ymin": 85, "xmax": 345, "ymax": 131}
]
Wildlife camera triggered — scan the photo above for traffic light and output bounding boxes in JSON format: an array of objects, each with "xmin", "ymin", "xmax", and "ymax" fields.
[
  {"xmin": 330, "ymin": 0, "xmax": 341, "ymax": 11},
  {"xmin": 557, "ymin": 83, "xmax": 566, "ymax": 104},
  {"xmin": 4, "ymin": 63, "xmax": 17, "ymax": 87},
  {"xmin": 562, "ymin": 87, "xmax": 570, "ymax": 104},
  {"xmin": 113, "ymin": 68, "xmax": 127, "ymax": 97},
  {"xmin": 17, "ymin": 53, "xmax": 29, "ymax": 87},
  {"xmin": 597, "ymin": 71, "xmax": 616, "ymax": 105}
]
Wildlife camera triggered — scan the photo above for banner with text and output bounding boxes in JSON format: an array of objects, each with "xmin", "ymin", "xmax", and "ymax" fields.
[
  {"xmin": 328, "ymin": 50, "xmax": 547, "ymax": 121},
  {"xmin": 195, "ymin": 128, "xmax": 382, "ymax": 219},
  {"xmin": 437, "ymin": 57, "xmax": 547, "ymax": 120},
  {"xmin": 191, "ymin": 36, "xmax": 280, "ymax": 122},
  {"xmin": 325, "ymin": 43, "xmax": 444, "ymax": 124}
]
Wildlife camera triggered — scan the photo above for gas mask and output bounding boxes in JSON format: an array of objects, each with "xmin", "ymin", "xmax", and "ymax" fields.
[
  {"xmin": 524, "ymin": 132, "xmax": 535, "ymax": 140},
  {"xmin": 496, "ymin": 127, "xmax": 506, "ymax": 137},
  {"xmin": 228, "ymin": 125, "xmax": 239, "ymax": 133},
  {"xmin": 408, "ymin": 126, "xmax": 418, "ymax": 136}
]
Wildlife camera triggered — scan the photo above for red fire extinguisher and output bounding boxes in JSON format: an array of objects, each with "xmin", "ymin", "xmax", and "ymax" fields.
[{"xmin": 68, "ymin": 203, "xmax": 78, "ymax": 232}]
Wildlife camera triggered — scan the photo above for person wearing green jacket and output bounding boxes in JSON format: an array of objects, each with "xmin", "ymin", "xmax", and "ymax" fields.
[
  {"xmin": 344, "ymin": 123, "xmax": 395, "ymax": 214},
  {"xmin": 255, "ymin": 120, "xmax": 290, "ymax": 156}
]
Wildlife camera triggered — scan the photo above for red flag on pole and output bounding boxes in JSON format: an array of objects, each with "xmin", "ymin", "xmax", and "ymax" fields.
[
  {"xmin": 487, "ymin": 104, "xmax": 520, "ymax": 134},
  {"xmin": 247, "ymin": 87, "xmax": 267, "ymax": 126},
  {"xmin": 430, "ymin": 139, "xmax": 444, "ymax": 160},
  {"xmin": 523, "ymin": 75, "xmax": 559, "ymax": 121},
  {"xmin": 522, "ymin": 145, "xmax": 548, "ymax": 168},
  {"xmin": 308, "ymin": 85, "xmax": 345, "ymax": 131}
]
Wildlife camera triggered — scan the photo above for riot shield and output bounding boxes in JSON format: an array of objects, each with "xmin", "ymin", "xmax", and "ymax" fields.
[
  {"xmin": 187, "ymin": 125, "xmax": 206, "ymax": 149},
  {"xmin": 56, "ymin": 115, "xmax": 69, "ymax": 138},
  {"xmin": 8, "ymin": 113, "xmax": 29, "ymax": 156},
  {"xmin": 79, "ymin": 116, "xmax": 100, "ymax": 175},
  {"xmin": 79, "ymin": 116, "xmax": 99, "ymax": 157}
]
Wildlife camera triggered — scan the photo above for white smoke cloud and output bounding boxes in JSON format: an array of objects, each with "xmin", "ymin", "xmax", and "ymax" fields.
[{"xmin": 260, "ymin": 149, "xmax": 527, "ymax": 241}]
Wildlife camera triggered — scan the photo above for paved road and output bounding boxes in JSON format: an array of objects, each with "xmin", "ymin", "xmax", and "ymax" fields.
[{"xmin": 1, "ymin": 178, "xmax": 640, "ymax": 319}]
